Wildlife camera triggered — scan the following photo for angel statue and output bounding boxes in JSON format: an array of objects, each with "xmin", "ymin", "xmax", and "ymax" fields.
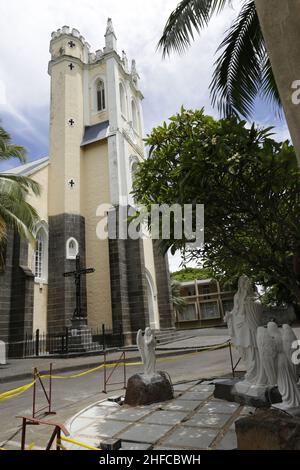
[
  {"xmin": 225, "ymin": 275, "xmax": 263, "ymax": 386},
  {"xmin": 257, "ymin": 322, "xmax": 300, "ymax": 409},
  {"xmin": 136, "ymin": 327, "xmax": 156, "ymax": 377}
]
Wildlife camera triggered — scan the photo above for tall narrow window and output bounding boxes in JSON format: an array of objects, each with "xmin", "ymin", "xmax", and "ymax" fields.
[
  {"xmin": 96, "ymin": 79, "xmax": 105, "ymax": 111},
  {"xmin": 119, "ymin": 83, "xmax": 126, "ymax": 117},
  {"xmin": 66, "ymin": 237, "xmax": 79, "ymax": 260},
  {"xmin": 131, "ymin": 100, "xmax": 138, "ymax": 132},
  {"xmin": 34, "ymin": 225, "xmax": 48, "ymax": 282}
]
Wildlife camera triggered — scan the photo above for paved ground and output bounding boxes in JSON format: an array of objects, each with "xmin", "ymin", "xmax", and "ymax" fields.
[
  {"xmin": 63, "ymin": 381, "xmax": 253, "ymax": 450},
  {"xmin": 0, "ymin": 337, "xmax": 242, "ymax": 450}
]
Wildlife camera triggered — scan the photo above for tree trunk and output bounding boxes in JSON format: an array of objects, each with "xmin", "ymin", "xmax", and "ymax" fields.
[{"xmin": 255, "ymin": 0, "xmax": 300, "ymax": 167}]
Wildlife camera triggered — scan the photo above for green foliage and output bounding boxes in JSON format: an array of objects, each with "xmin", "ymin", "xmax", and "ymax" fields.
[
  {"xmin": 0, "ymin": 125, "xmax": 41, "ymax": 267},
  {"xmin": 133, "ymin": 108, "xmax": 300, "ymax": 305},
  {"xmin": 171, "ymin": 267, "xmax": 213, "ymax": 281},
  {"xmin": 159, "ymin": 0, "xmax": 281, "ymax": 119}
]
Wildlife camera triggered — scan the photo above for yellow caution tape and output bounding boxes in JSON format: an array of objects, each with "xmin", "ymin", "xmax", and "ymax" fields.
[
  {"xmin": 0, "ymin": 381, "xmax": 36, "ymax": 402},
  {"xmin": 26, "ymin": 442, "xmax": 35, "ymax": 451},
  {"xmin": 0, "ymin": 448, "xmax": 6, "ymax": 451},
  {"xmin": 0, "ymin": 341, "xmax": 230, "ymax": 402},
  {"xmin": 61, "ymin": 436, "xmax": 101, "ymax": 451}
]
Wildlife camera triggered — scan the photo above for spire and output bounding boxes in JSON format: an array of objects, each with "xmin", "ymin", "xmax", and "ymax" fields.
[{"xmin": 105, "ymin": 18, "xmax": 117, "ymax": 52}]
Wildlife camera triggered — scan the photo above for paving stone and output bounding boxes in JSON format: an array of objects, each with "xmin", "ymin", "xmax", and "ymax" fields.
[
  {"xmin": 69, "ymin": 416, "xmax": 97, "ymax": 433},
  {"xmin": 184, "ymin": 413, "xmax": 231, "ymax": 429},
  {"xmin": 190, "ymin": 384, "xmax": 215, "ymax": 393},
  {"xmin": 216, "ymin": 431, "xmax": 237, "ymax": 450},
  {"xmin": 178, "ymin": 390, "xmax": 213, "ymax": 401},
  {"xmin": 118, "ymin": 423, "xmax": 173, "ymax": 444},
  {"xmin": 162, "ymin": 425, "xmax": 218, "ymax": 449},
  {"xmin": 141, "ymin": 410, "xmax": 189, "ymax": 425},
  {"xmin": 109, "ymin": 407, "xmax": 152, "ymax": 422},
  {"xmin": 173, "ymin": 383, "xmax": 195, "ymax": 392},
  {"xmin": 80, "ymin": 403, "xmax": 120, "ymax": 419},
  {"xmin": 163, "ymin": 399, "xmax": 203, "ymax": 412},
  {"xmin": 198, "ymin": 400, "xmax": 239, "ymax": 415},
  {"xmin": 121, "ymin": 442, "xmax": 153, "ymax": 450},
  {"xmin": 79, "ymin": 419, "xmax": 131, "ymax": 439}
]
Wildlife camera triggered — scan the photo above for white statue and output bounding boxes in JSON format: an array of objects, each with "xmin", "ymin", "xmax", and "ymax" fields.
[
  {"xmin": 0, "ymin": 341, "xmax": 6, "ymax": 365},
  {"xmin": 267, "ymin": 322, "xmax": 300, "ymax": 409},
  {"xmin": 225, "ymin": 275, "xmax": 262, "ymax": 387},
  {"xmin": 136, "ymin": 327, "xmax": 156, "ymax": 377}
]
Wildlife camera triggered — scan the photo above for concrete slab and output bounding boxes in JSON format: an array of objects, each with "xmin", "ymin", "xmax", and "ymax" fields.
[
  {"xmin": 190, "ymin": 384, "xmax": 215, "ymax": 393},
  {"xmin": 184, "ymin": 413, "xmax": 231, "ymax": 429},
  {"xmin": 162, "ymin": 425, "xmax": 218, "ymax": 449},
  {"xmin": 109, "ymin": 407, "xmax": 152, "ymax": 422},
  {"xmin": 80, "ymin": 419, "xmax": 131, "ymax": 439},
  {"xmin": 178, "ymin": 390, "xmax": 212, "ymax": 401},
  {"xmin": 118, "ymin": 423, "xmax": 173, "ymax": 444},
  {"xmin": 163, "ymin": 399, "xmax": 203, "ymax": 412},
  {"xmin": 141, "ymin": 410, "xmax": 189, "ymax": 425},
  {"xmin": 198, "ymin": 400, "xmax": 239, "ymax": 415},
  {"xmin": 216, "ymin": 431, "xmax": 237, "ymax": 450},
  {"xmin": 173, "ymin": 382, "xmax": 197, "ymax": 392},
  {"xmin": 69, "ymin": 416, "xmax": 97, "ymax": 433},
  {"xmin": 121, "ymin": 442, "xmax": 153, "ymax": 450},
  {"xmin": 80, "ymin": 403, "xmax": 120, "ymax": 419}
]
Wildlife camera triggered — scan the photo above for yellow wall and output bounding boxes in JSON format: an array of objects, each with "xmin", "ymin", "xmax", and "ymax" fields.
[
  {"xmin": 26, "ymin": 165, "xmax": 49, "ymax": 334},
  {"xmin": 80, "ymin": 140, "xmax": 113, "ymax": 329}
]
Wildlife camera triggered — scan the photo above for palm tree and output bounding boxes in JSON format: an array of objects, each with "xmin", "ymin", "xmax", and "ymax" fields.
[
  {"xmin": 158, "ymin": 0, "xmax": 281, "ymax": 119},
  {"xmin": 0, "ymin": 126, "xmax": 40, "ymax": 267}
]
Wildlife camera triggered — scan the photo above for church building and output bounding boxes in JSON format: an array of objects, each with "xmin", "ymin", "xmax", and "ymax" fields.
[{"xmin": 0, "ymin": 20, "xmax": 174, "ymax": 351}]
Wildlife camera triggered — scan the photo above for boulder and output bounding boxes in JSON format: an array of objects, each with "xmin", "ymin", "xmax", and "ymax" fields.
[
  {"xmin": 124, "ymin": 371, "xmax": 173, "ymax": 406},
  {"xmin": 236, "ymin": 408, "xmax": 300, "ymax": 450}
]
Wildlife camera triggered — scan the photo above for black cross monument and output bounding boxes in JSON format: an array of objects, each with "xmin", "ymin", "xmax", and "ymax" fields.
[{"xmin": 63, "ymin": 254, "xmax": 95, "ymax": 329}]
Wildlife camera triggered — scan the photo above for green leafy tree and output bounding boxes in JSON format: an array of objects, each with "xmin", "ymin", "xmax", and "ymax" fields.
[
  {"xmin": 171, "ymin": 267, "xmax": 213, "ymax": 281},
  {"xmin": 133, "ymin": 108, "xmax": 300, "ymax": 305},
  {"xmin": 0, "ymin": 126, "xmax": 40, "ymax": 267},
  {"xmin": 158, "ymin": 0, "xmax": 280, "ymax": 118}
]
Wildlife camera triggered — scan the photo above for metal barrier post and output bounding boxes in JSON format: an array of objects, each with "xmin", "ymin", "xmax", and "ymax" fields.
[
  {"xmin": 35, "ymin": 329, "xmax": 40, "ymax": 357},
  {"xmin": 229, "ymin": 341, "xmax": 235, "ymax": 378},
  {"xmin": 123, "ymin": 351, "xmax": 126, "ymax": 389},
  {"xmin": 32, "ymin": 368, "xmax": 37, "ymax": 417}
]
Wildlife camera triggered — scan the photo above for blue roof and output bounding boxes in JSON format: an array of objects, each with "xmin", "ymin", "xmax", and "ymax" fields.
[{"xmin": 81, "ymin": 121, "xmax": 110, "ymax": 147}]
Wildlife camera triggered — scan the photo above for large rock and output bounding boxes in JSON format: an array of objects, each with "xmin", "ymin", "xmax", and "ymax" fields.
[
  {"xmin": 214, "ymin": 378, "xmax": 282, "ymax": 408},
  {"xmin": 124, "ymin": 372, "xmax": 173, "ymax": 406},
  {"xmin": 236, "ymin": 409, "xmax": 300, "ymax": 450}
]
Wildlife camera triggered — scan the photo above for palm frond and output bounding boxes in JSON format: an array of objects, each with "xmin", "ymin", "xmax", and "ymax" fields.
[
  {"xmin": 158, "ymin": 0, "xmax": 230, "ymax": 57},
  {"xmin": 0, "ymin": 174, "xmax": 41, "ymax": 197},
  {"xmin": 210, "ymin": 0, "xmax": 281, "ymax": 118},
  {"xmin": 0, "ymin": 127, "xmax": 26, "ymax": 162},
  {"xmin": 210, "ymin": 0, "xmax": 262, "ymax": 117}
]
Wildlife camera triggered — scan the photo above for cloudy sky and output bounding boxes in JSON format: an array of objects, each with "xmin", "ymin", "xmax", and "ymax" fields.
[{"xmin": 0, "ymin": 0, "xmax": 291, "ymax": 271}]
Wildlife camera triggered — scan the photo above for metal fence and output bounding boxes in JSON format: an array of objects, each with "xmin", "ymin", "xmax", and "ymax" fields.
[{"xmin": 7, "ymin": 324, "xmax": 124, "ymax": 358}]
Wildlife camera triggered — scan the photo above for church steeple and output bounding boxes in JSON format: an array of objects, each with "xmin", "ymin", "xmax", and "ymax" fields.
[{"xmin": 105, "ymin": 18, "xmax": 117, "ymax": 52}]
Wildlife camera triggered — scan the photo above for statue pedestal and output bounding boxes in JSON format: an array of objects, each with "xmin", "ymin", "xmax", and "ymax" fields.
[
  {"xmin": 214, "ymin": 378, "xmax": 282, "ymax": 408},
  {"xmin": 124, "ymin": 372, "xmax": 173, "ymax": 406}
]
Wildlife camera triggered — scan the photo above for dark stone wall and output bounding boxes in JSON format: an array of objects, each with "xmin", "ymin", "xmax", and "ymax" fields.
[
  {"xmin": 0, "ymin": 231, "xmax": 34, "ymax": 353},
  {"xmin": 152, "ymin": 240, "xmax": 174, "ymax": 329},
  {"xmin": 47, "ymin": 213, "xmax": 87, "ymax": 333},
  {"xmin": 108, "ymin": 208, "xmax": 148, "ymax": 344}
]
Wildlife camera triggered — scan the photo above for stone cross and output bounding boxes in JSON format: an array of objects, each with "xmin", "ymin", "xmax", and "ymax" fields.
[
  {"xmin": 0, "ymin": 340, "xmax": 7, "ymax": 365},
  {"xmin": 63, "ymin": 255, "xmax": 95, "ymax": 324}
]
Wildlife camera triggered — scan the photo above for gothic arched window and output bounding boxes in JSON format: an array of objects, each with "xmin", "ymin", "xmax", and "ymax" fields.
[
  {"xmin": 119, "ymin": 83, "xmax": 127, "ymax": 117},
  {"xmin": 131, "ymin": 100, "xmax": 139, "ymax": 133},
  {"xmin": 34, "ymin": 225, "xmax": 48, "ymax": 282},
  {"xmin": 66, "ymin": 237, "xmax": 79, "ymax": 260},
  {"xmin": 96, "ymin": 79, "xmax": 106, "ymax": 112}
]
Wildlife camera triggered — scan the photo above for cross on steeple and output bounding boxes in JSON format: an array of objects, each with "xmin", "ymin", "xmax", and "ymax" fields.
[
  {"xmin": 63, "ymin": 255, "xmax": 95, "ymax": 322},
  {"xmin": 68, "ymin": 179, "xmax": 75, "ymax": 188},
  {"xmin": 68, "ymin": 40, "xmax": 76, "ymax": 48},
  {"xmin": 68, "ymin": 118, "xmax": 75, "ymax": 126},
  {"xmin": 68, "ymin": 63, "xmax": 74, "ymax": 70}
]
